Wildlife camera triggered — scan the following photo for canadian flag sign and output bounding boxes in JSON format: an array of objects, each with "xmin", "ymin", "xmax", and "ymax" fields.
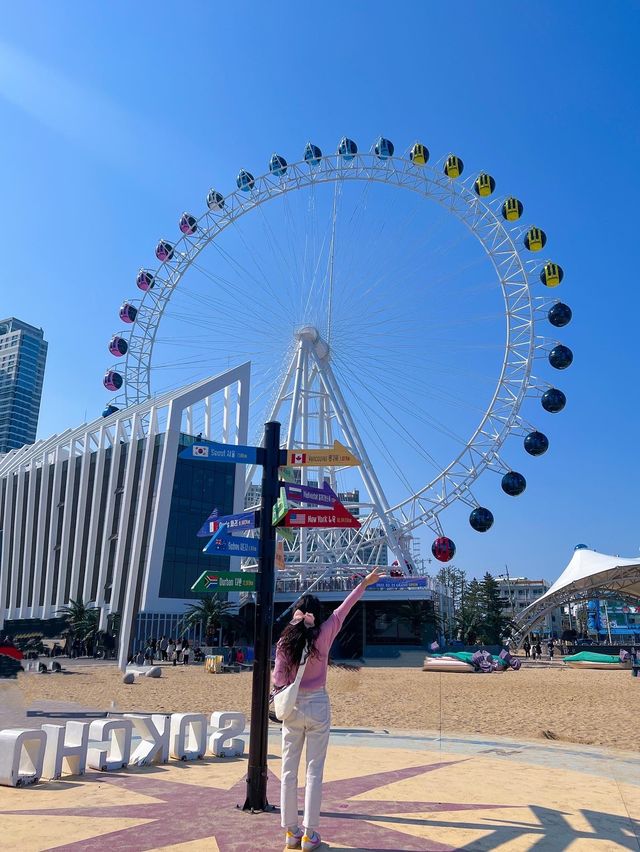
[{"xmin": 285, "ymin": 440, "xmax": 360, "ymax": 468}]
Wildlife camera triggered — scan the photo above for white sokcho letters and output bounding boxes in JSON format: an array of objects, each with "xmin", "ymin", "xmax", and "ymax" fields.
[{"xmin": 42, "ymin": 721, "xmax": 89, "ymax": 779}]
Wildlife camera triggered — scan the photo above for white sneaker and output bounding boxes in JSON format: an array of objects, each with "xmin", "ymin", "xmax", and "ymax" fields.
[
  {"xmin": 301, "ymin": 830, "xmax": 322, "ymax": 851},
  {"xmin": 285, "ymin": 826, "xmax": 304, "ymax": 849}
]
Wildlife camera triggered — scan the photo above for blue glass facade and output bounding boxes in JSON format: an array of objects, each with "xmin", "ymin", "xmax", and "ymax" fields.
[
  {"xmin": 0, "ymin": 318, "xmax": 48, "ymax": 454},
  {"xmin": 159, "ymin": 435, "xmax": 236, "ymax": 599}
]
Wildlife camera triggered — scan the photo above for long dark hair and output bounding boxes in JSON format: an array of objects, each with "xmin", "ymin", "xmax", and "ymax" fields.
[{"xmin": 277, "ymin": 594, "xmax": 325, "ymax": 667}]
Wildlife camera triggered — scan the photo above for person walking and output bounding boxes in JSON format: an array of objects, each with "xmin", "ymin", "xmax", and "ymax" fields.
[
  {"xmin": 523, "ymin": 639, "xmax": 531, "ymax": 658},
  {"xmin": 182, "ymin": 640, "xmax": 190, "ymax": 665},
  {"xmin": 159, "ymin": 636, "xmax": 168, "ymax": 662},
  {"xmin": 535, "ymin": 640, "xmax": 542, "ymax": 660},
  {"xmin": 273, "ymin": 566, "xmax": 384, "ymax": 851}
]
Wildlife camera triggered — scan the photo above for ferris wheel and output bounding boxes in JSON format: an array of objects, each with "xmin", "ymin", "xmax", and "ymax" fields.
[{"xmin": 102, "ymin": 136, "xmax": 573, "ymax": 573}]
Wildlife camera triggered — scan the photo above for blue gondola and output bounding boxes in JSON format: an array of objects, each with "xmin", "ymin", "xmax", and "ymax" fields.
[
  {"xmin": 338, "ymin": 137, "xmax": 357, "ymax": 160},
  {"xmin": 102, "ymin": 404, "xmax": 119, "ymax": 418},
  {"xmin": 304, "ymin": 142, "xmax": 322, "ymax": 166},
  {"xmin": 136, "ymin": 269, "xmax": 155, "ymax": 291},
  {"xmin": 548, "ymin": 302, "xmax": 572, "ymax": 328},
  {"xmin": 269, "ymin": 153, "xmax": 287, "ymax": 177},
  {"xmin": 374, "ymin": 136, "xmax": 394, "ymax": 159},
  {"xmin": 501, "ymin": 471, "xmax": 526, "ymax": 496},
  {"xmin": 541, "ymin": 388, "xmax": 566, "ymax": 413},
  {"xmin": 549, "ymin": 344, "xmax": 573, "ymax": 370},
  {"xmin": 207, "ymin": 189, "xmax": 225, "ymax": 211},
  {"xmin": 236, "ymin": 169, "xmax": 255, "ymax": 191},
  {"xmin": 524, "ymin": 431, "xmax": 549, "ymax": 456},
  {"xmin": 469, "ymin": 507, "xmax": 494, "ymax": 532}
]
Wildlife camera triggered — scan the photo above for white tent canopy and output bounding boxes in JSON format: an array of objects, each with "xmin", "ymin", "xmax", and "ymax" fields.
[{"xmin": 513, "ymin": 549, "xmax": 640, "ymax": 642}]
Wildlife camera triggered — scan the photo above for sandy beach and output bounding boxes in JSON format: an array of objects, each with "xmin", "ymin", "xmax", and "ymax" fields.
[{"xmin": 13, "ymin": 662, "xmax": 637, "ymax": 752}]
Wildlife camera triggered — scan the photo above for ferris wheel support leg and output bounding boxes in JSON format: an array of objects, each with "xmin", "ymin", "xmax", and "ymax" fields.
[{"xmin": 311, "ymin": 351, "xmax": 414, "ymax": 571}]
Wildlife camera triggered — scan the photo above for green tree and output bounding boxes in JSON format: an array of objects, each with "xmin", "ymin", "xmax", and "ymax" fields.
[
  {"xmin": 456, "ymin": 578, "xmax": 484, "ymax": 645},
  {"xmin": 479, "ymin": 572, "xmax": 511, "ymax": 644},
  {"xmin": 435, "ymin": 565, "xmax": 466, "ymax": 639},
  {"xmin": 56, "ymin": 597, "xmax": 100, "ymax": 642},
  {"xmin": 181, "ymin": 595, "xmax": 237, "ymax": 644}
]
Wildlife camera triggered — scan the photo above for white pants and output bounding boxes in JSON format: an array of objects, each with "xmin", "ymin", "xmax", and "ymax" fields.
[{"xmin": 280, "ymin": 688, "xmax": 331, "ymax": 831}]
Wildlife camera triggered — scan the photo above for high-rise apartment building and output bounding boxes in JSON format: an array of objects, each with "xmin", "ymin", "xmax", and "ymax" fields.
[{"xmin": 0, "ymin": 318, "xmax": 48, "ymax": 454}]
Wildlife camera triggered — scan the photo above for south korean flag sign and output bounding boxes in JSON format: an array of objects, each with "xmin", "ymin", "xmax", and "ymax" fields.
[{"xmin": 193, "ymin": 445, "xmax": 209, "ymax": 457}]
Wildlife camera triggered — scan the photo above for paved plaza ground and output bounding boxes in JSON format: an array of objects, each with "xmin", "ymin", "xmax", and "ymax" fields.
[{"xmin": 1, "ymin": 713, "xmax": 638, "ymax": 851}]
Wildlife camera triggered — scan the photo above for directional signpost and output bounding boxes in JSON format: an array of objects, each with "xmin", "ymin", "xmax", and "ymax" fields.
[{"xmin": 183, "ymin": 430, "xmax": 361, "ymax": 814}]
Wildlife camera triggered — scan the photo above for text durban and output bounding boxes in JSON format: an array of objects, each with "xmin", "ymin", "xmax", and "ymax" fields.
[{"xmin": 0, "ymin": 710, "xmax": 246, "ymax": 787}]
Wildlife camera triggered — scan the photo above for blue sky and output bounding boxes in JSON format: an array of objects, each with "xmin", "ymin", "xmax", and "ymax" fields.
[{"xmin": 1, "ymin": 2, "xmax": 638, "ymax": 581}]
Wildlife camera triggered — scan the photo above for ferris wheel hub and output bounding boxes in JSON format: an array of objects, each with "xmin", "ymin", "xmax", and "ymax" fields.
[{"xmin": 295, "ymin": 325, "xmax": 330, "ymax": 361}]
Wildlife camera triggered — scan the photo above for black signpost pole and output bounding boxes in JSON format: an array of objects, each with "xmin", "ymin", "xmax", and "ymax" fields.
[{"xmin": 243, "ymin": 420, "xmax": 281, "ymax": 812}]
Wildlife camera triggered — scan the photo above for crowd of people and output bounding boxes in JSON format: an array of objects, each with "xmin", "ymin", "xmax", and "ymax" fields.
[
  {"xmin": 522, "ymin": 638, "xmax": 559, "ymax": 659},
  {"xmin": 128, "ymin": 636, "xmax": 206, "ymax": 666}
]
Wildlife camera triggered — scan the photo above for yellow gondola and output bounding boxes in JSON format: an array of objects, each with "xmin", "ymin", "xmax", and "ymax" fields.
[
  {"xmin": 540, "ymin": 261, "xmax": 563, "ymax": 287},
  {"xmin": 410, "ymin": 142, "xmax": 429, "ymax": 166},
  {"xmin": 474, "ymin": 173, "xmax": 495, "ymax": 197},
  {"xmin": 444, "ymin": 154, "xmax": 463, "ymax": 179},
  {"xmin": 524, "ymin": 226, "xmax": 547, "ymax": 252},
  {"xmin": 502, "ymin": 197, "xmax": 523, "ymax": 221}
]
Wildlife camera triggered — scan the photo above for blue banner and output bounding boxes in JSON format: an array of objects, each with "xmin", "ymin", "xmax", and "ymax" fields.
[{"xmin": 373, "ymin": 577, "xmax": 427, "ymax": 591}]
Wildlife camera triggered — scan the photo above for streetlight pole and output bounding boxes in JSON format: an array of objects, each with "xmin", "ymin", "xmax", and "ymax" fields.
[{"xmin": 243, "ymin": 421, "xmax": 280, "ymax": 812}]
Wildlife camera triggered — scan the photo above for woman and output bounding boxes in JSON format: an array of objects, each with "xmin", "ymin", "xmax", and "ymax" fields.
[{"xmin": 273, "ymin": 566, "xmax": 384, "ymax": 851}]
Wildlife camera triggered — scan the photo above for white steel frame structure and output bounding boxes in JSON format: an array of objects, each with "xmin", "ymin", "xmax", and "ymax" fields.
[
  {"xmin": 105, "ymin": 145, "xmax": 566, "ymax": 565},
  {"xmin": 512, "ymin": 550, "xmax": 640, "ymax": 645},
  {"xmin": 0, "ymin": 364, "xmax": 250, "ymax": 668}
]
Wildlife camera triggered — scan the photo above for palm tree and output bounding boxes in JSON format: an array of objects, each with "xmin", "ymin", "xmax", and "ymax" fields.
[
  {"xmin": 181, "ymin": 595, "xmax": 237, "ymax": 645},
  {"xmin": 56, "ymin": 597, "xmax": 100, "ymax": 642}
]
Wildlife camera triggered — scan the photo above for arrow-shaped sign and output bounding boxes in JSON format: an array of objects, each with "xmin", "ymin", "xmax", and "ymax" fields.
[
  {"xmin": 180, "ymin": 441, "xmax": 261, "ymax": 465},
  {"xmin": 197, "ymin": 509, "xmax": 259, "ymax": 538},
  {"xmin": 283, "ymin": 440, "xmax": 361, "ymax": 468},
  {"xmin": 280, "ymin": 480, "xmax": 338, "ymax": 507},
  {"xmin": 191, "ymin": 569, "xmax": 257, "ymax": 593},
  {"xmin": 203, "ymin": 523, "xmax": 261, "ymax": 558},
  {"xmin": 281, "ymin": 501, "xmax": 360, "ymax": 529},
  {"xmin": 272, "ymin": 487, "xmax": 289, "ymax": 526}
]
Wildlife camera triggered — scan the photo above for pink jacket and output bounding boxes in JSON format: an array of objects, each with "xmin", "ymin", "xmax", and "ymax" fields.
[{"xmin": 273, "ymin": 582, "xmax": 366, "ymax": 692}]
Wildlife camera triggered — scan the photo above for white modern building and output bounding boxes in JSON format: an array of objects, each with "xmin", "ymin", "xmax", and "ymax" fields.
[
  {"xmin": 0, "ymin": 364, "xmax": 250, "ymax": 667},
  {"xmin": 496, "ymin": 575, "xmax": 563, "ymax": 638}
]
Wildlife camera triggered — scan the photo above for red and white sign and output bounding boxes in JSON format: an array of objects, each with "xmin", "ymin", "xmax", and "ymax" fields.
[{"xmin": 282, "ymin": 500, "xmax": 360, "ymax": 529}]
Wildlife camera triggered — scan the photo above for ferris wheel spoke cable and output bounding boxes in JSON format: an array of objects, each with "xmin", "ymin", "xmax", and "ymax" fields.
[
  {"xmin": 330, "ymin": 352, "xmax": 449, "ymax": 472},
  {"xmin": 331, "ymin": 350, "xmax": 474, "ymax": 447}
]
